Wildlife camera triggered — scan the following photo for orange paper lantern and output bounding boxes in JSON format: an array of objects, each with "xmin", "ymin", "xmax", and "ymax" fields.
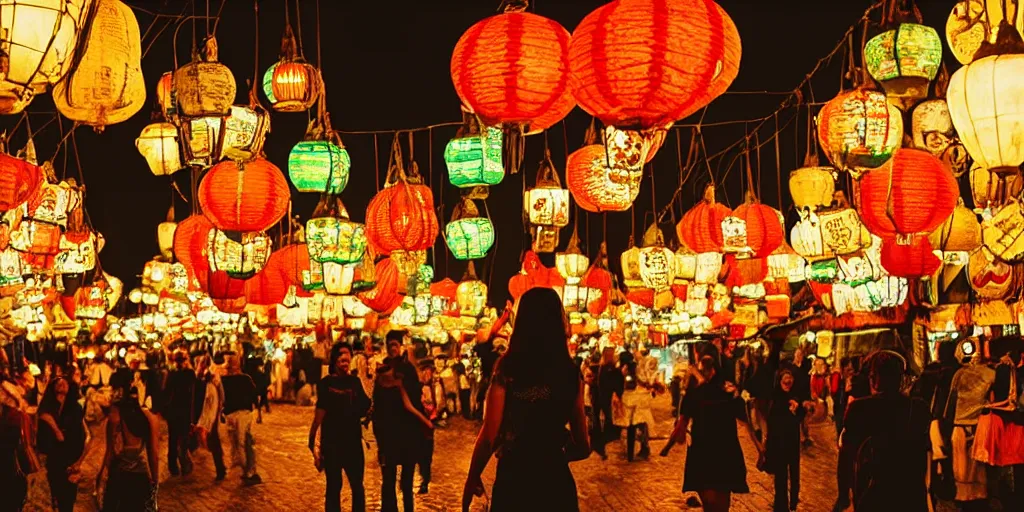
[
  {"xmin": 0, "ymin": 153, "xmax": 44, "ymax": 212},
  {"xmin": 732, "ymin": 198, "xmax": 784, "ymax": 258},
  {"xmin": 173, "ymin": 215, "xmax": 214, "ymax": 289},
  {"xmin": 859, "ymin": 148, "xmax": 958, "ymax": 242},
  {"xmin": 365, "ymin": 173, "xmax": 439, "ymax": 255},
  {"xmin": 568, "ymin": 0, "xmax": 742, "ymax": 129},
  {"xmin": 880, "ymin": 237, "xmax": 940, "ymax": 278},
  {"xmin": 677, "ymin": 186, "xmax": 731, "ymax": 254},
  {"xmin": 198, "ymin": 158, "xmax": 290, "ymax": 232},
  {"xmin": 202, "ymin": 270, "xmax": 247, "ymax": 300},
  {"xmin": 359, "ymin": 257, "xmax": 403, "ymax": 314},
  {"xmin": 566, "ymin": 144, "xmax": 642, "ymax": 212}
]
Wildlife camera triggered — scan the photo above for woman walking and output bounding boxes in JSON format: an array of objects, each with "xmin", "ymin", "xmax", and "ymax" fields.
[
  {"xmin": 373, "ymin": 364, "xmax": 433, "ymax": 512},
  {"xmin": 37, "ymin": 375, "xmax": 87, "ymax": 512},
  {"xmin": 462, "ymin": 288, "xmax": 590, "ymax": 512},
  {"xmin": 613, "ymin": 362, "xmax": 653, "ymax": 461},
  {"xmin": 99, "ymin": 385, "xmax": 160, "ymax": 511},
  {"xmin": 766, "ymin": 368, "xmax": 806, "ymax": 512}
]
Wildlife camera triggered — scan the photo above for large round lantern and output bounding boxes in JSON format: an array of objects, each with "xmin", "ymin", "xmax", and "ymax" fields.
[
  {"xmin": 306, "ymin": 199, "xmax": 366, "ymax": 265},
  {"xmin": 568, "ymin": 0, "xmax": 742, "ymax": 129},
  {"xmin": 817, "ymin": 88, "xmax": 903, "ymax": 176},
  {"xmin": 524, "ymin": 152, "xmax": 570, "ymax": 252},
  {"xmin": 262, "ymin": 25, "xmax": 319, "ymax": 112},
  {"xmin": 880, "ymin": 237, "xmax": 941, "ymax": 278},
  {"xmin": 173, "ymin": 215, "xmax": 214, "ymax": 287},
  {"xmin": 947, "ymin": 47, "xmax": 1024, "ymax": 174},
  {"xmin": 864, "ymin": 23, "xmax": 942, "ymax": 108},
  {"xmin": 52, "ymin": 0, "xmax": 145, "ymax": 128},
  {"xmin": 677, "ymin": 185, "xmax": 731, "ymax": 254},
  {"xmin": 136, "ymin": 123, "xmax": 183, "ymax": 176},
  {"xmin": 445, "ymin": 118, "xmax": 504, "ymax": 188},
  {"xmin": 450, "ymin": 8, "xmax": 573, "ymax": 128},
  {"xmin": 198, "ymin": 158, "xmax": 290, "ymax": 232},
  {"xmin": 207, "ymin": 230, "xmax": 272, "ymax": 280},
  {"xmin": 288, "ymin": 140, "xmax": 351, "ymax": 194},
  {"xmin": 730, "ymin": 195, "xmax": 784, "ymax": 258},
  {"xmin": 566, "ymin": 144, "xmax": 642, "ymax": 212},
  {"xmin": 173, "ymin": 37, "xmax": 236, "ymax": 117},
  {"xmin": 365, "ymin": 164, "xmax": 439, "ymax": 254},
  {"xmin": 789, "ymin": 161, "xmax": 835, "ymax": 213},
  {"xmin": 858, "ymin": 148, "xmax": 958, "ymax": 242},
  {"xmin": 445, "ymin": 198, "xmax": 494, "ymax": 261},
  {"xmin": 0, "ymin": 153, "xmax": 44, "ymax": 211},
  {"xmin": 946, "ymin": 0, "xmax": 1024, "ymax": 65}
]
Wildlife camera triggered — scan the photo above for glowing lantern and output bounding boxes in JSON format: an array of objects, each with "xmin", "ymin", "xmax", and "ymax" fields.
[
  {"xmin": 323, "ymin": 262, "xmax": 355, "ymax": 296},
  {"xmin": 53, "ymin": 208, "xmax": 95, "ymax": 274},
  {"xmin": 947, "ymin": 35, "xmax": 1024, "ymax": 174},
  {"xmin": 181, "ymin": 104, "xmax": 271, "ymax": 166},
  {"xmin": 982, "ymin": 200, "xmax": 1024, "ymax": 262},
  {"xmin": 173, "ymin": 215, "xmax": 213, "ymax": 288},
  {"xmin": 445, "ymin": 118, "xmax": 504, "ymax": 188},
  {"xmin": 456, "ymin": 263, "xmax": 487, "ymax": 318},
  {"xmin": 678, "ymin": 185, "xmax": 731, "ymax": 254},
  {"xmin": 568, "ymin": 0, "xmax": 742, "ymax": 129},
  {"xmin": 156, "ymin": 72, "xmax": 175, "ymax": 117},
  {"xmin": 911, "ymin": 99, "xmax": 957, "ymax": 159},
  {"xmin": 0, "ymin": 0, "xmax": 90, "ymax": 112},
  {"xmin": 306, "ymin": 199, "xmax": 366, "ymax": 265},
  {"xmin": 971, "ymin": 164, "xmax": 1024, "ymax": 209},
  {"xmin": 198, "ymin": 158, "xmax": 290, "ymax": 232},
  {"xmin": 207, "ymin": 230, "xmax": 272, "ymax": 280},
  {"xmin": 524, "ymin": 151, "xmax": 570, "ymax": 252},
  {"xmin": 52, "ymin": 0, "xmax": 145, "ymax": 128},
  {"xmin": 365, "ymin": 161, "xmax": 439, "ymax": 254},
  {"xmin": 157, "ymin": 206, "xmax": 176, "ymax": 260},
  {"xmin": 555, "ymin": 230, "xmax": 589, "ymax": 282},
  {"xmin": 858, "ymin": 148, "xmax": 958, "ymax": 242},
  {"xmin": 202, "ymin": 270, "xmax": 247, "ymax": 300},
  {"xmin": 929, "ymin": 199, "xmax": 981, "ymax": 253},
  {"xmin": 791, "ymin": 208, "xmax": 872, "ymax": 261},
  {"xmin": 288, "ymin": 140, "xmax": 350, "ymax": 194},
  {"xmin": 636, "ymin": 225, "xmax": 675, "ymax": 292},
  {"xmin": 880, "ymin": 237, "xmax": 940, "ymax": 278},
  {"xmin": 450, "ymin": 6, "xmax": 573, "ymax": 128},
  {"xmin": 430, "ymin": 278, "xmax": 460, "ymax": 317},
  {"xmin": 445, "ymin": 198, "xmax": 494, "ymax": 261},
  {"xmin": 262, "ymin": 24, "xmax": 319, "ymax": 112},
  {"xmin": 567, "ymin": 144, "xmax": 642, "ymax": 213},
  {"xmin": 173, "ymin": 37, "xmax": 236, "ymax": 117},
  {"xmin": 730, "ymin": 194, "xmax": 784, "ymax": 258},
  {"xmin": 768, "ymin": 242, "xmax": 806, "ymax": 283},
  {"xmin": 244, "ymin": 263, "xmax": 289, "ymax": 306},
  {"xmin": 968, "ymin": 247, "xmax": 1017, "ymax": 300},
  {"xmin": 946, "ymin": 0, "xmax": 1024, "ymax": 65},
  {"xmin": 73, "ymin": 285, "xmax": 106, "ymax": 320},
  {"xmin": 0, "ymin": 153, "xmax": 44, "ymax": 211},
  {"xmin": 358, "ymin": 257, "xmax": 402, "ymax": 314},
  {"xmin": 135, "ymin": 123, "xmax": 183, "ymax": 176},
  {"xmin": 789, "ymin": 160, "xmax": 835, "ymax": 213},
  {"xmin": 864, "ymin": 23, "xmax": 942, "ymax": 108},
  {"xmin": 817, "ymin": 88, "xmax": 903, "ymax": 177}
]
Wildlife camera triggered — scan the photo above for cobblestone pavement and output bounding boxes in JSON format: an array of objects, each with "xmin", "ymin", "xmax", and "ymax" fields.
[{"xmin": 24, "ymin": 395, "xmax": 950, "ymax": 512}]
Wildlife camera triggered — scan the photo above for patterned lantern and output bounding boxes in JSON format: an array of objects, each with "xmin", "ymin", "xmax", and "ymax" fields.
[
  {"xmin": 288, "ymin": 140, "xmax": 351, "ymax": 194},
  {"xmin": 730, "ymin": 194, "xmax": 784, "ymax": 258},
  {"xmin": 322, "ymin": 262, "xmax": 355, "ymax": 296},
  {"xmin": 206, "ymin": 230, "xmax": 272, "ymax": 280},
  {"xmin": 929, "ymin": 199, "xmax": 981, "ymax": 253},
  {"xmin": 306, "ymin": 198, "xmax": 366, "ymax": 265},
  {"xmin": 858, "ymin": 148, "xmax": 958, "ymax": 242},
  {"xmin": 768, "ymin": 242, "xmax": 806, "ymax": 283},
  {"xmin": 73, "ymin": 285, "xmax": 106, "ymax": 320},
  {"xmin": 450, "ymin": 7, "xmax": 573, "ymax": 128},
  {"xmin": 445, "ymin": 197, "xmax": 494, "ymax": 261},
  {"xmin": 524, "ymin": 151, "xmax": 570, "ymax": 252},
  {"xmin": 946, "ymin": 0, "xmax": 1024, "ymax": 65},
  {"xmin": 430, "ymin": 277, "xmax": 460, "ymax": 317},
  {"xmin": 555, "ymin": 230, "xmax": 589, "ymax": 282},
  {"xmin": 157, "ymin": 206, "xmax": 176, "ymax": 260},
  {"xmin": 911, "ymin": 99, "xmax": 957, "ymax": 159},
  {"xmin": 52, "ymin": 0, "xmax": 145, "ymax": 128},
  {"xmin": 567, "ymin": 144, "xmax": 642, "ymax": 213},
  {"xmin": 173, "ymin": 37, "xmax": 236, "ymax": 117},
  {"xmin": 358, "ymin": 257, "xmax": 402, "ymax": 314},
  {"xmin": 198, "ymin": 158, "xmax": 290, "ymax": 232},
  {"xmin": 864, "ymin": 23, "xmax": 942, "ymax": 108},
  {"xmin": 636, "ymin": 225, "xmax": 675, "ymax": 292},
  {"xmin": 968, "ymin": 247, "xmax": 1017, "ymax": 300},
  {"xmin": 971, "ymin": 164, "xmax": 1024, "ymax": 209},
  {"xmin": 135, "ymin": 123, "xmax": 183, "ymax": 176},
  {"xmin": 181, "ymin": 104, "xmax": 271, "ymax": 166},
  {"xmin": 53, "ymin": 207, "xmax": 95, "ymax": 274},
  {"xmin": 445, "ymin": 119, "xmax": 504, "ymax": 188},
  {"xmin": 790, "ymin": 208, "xmax": 872, "ymax": 261},
  {"xmin": 678, "ymin": 185, "xmax": 731, "ymax": 254},
  {"xmin": 456, "ymin": 263, "xmax": 488, "ymax": 318},
  {"xmin": 982, "ymin": 200, "xmax": 1024, "ymax": 262},
  {"xmin": 262, "ymin": 24, "xmax": 319, "ymax": 112},
  {"xmin": 789, "ymin": 160, "xmax": 835, "ymax": 213},
  {"xmin": 817, "ymin": 88, "xmax": 903, "ymax": 177},
  {"xmin": 880, "ymin": 237, "xmax": 940, "ymax": 278},
  {"xmin": 568, "ymin": 0, "xmax": 742, "ymax": 129},
  {"xmin": 0, "ymin": 153, "xmax": 44, "ymax": 211},
  {"xmin": 365, "ymin": 161, "xmax": 439, "ymax": 254}
]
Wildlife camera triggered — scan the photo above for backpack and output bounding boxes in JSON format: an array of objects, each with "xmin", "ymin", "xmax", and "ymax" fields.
[{"xmin": 852, "ymin": 401, "xmax": 921, "ymax": 511}]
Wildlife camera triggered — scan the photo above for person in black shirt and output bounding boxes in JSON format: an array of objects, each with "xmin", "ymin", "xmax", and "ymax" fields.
[
  {"xmin": 222, "ymin": 353, "xmax": 261, "ymax": 485},
  {"xmin": 310, "ymin": 342, "xmax": 371, "ymax": 512},
  {"xmin": 593, "ymin": 347, "xmax": 623, "ymax": 459},
  {"xmin": 472, "ymin": 337, "xmax": 499, "ymax": 420},
  {"xmin": 383, "ymin": 332, "xmax": 423, "ymax": 414},
  {"xmin": 37, "ymin": 375, "xmax": 86, "ymax": 512},
  {"xmin": 164, "ymin": 350, "xmax": 196, "ymax": 476}
]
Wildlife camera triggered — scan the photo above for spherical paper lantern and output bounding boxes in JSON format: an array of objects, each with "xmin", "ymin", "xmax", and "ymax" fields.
[
  {"xmin": 858, "ymin": 148, "xmax": 958, "ymax": 242},
  {"xmin": 946, "ymin": 0, "xmax": 1024, "ymax": 65},
  {"xmin": 947, "ymin": 52, "xmax": 1024, "ymax": 173},
  {"xmin": 365, "ymin": 168, "xmax": 439, "ymax": 254},
  {"xmin": 173, "ymin": 215, "xmax": 214, "ymax": 288},
  {"xmin": 817, "ymin": 88, "xmax": 903, "ymax": 176},
  {"xmin": 880, "ymin": 236, "xmax": 940, "ymax": 278},
  {"xmin": 306, "ymin": 202, "xmax": 367, "ymax": 265},
  {"xmin": 0, "ymin": 153, "xmax": 44, "ymax": 211},
  {"xmin": 173, "ymin": 37, "xmax": 236, "ymax": 117},
  {"xmin": 929, "ymin": 199, "xmax": 981, "ymax": 253},
  {"xmin": 445, "ymin": 199, "xmax": 494, "ymax": 261},
  {"xmin": 732, "ymin": 196, "xmax": 784, "ymax": 258},
  {"xmin": 566, "ymin": 144, "xmax": 642, "ymax": 212},
  {"xmin": 789, "ymin": 164, "xmax": 835, "ymax": 213},
  {"xmin": 568, "ymin": 0, "xmax": 742, "ymax": 129},
  {"xmin": 864, "ymin": 23, "xmax": 942, "ymax": 107},
  {"xmin": 677, "ymin": 186, "xmax": 731, "ymax": 254},
  {"xmin": 207, "ymin": 229, "xmax": 272, "ymax": 280},
  {"xmin": 450, "ymin": 10, "xmax": 572, "ymax": 127},
  {"xmin": 445, "ymin": 123, "xmax": 504, "ymax": 188},
  {"xmin": 136, "ymin": 123, "xmax": 183, "ymax": 176},
  {"xmin": 262, "ymin": 24, "xmax": 320, "ymax": 113},
  {"xmin": 198, "ymin": 158, "xmax": 290, "ymax": 232},
  {"xmin": 288, "ymin": 140, "xmax": 351, "ymax": 194}
]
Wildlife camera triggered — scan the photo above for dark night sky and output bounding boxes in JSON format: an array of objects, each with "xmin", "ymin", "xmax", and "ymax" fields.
[{"xmin": 0, "ymin": 0, "xmax": 963, "ymax": 305}]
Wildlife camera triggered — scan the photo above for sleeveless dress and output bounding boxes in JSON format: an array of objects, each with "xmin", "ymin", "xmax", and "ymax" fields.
[
  {"xmin": 102, "ymin": 412, "xmax": 157, "ymax": 512},
  {"xmin": 491, "ymin": 369, "xmax": 580, "ymax": 512}
]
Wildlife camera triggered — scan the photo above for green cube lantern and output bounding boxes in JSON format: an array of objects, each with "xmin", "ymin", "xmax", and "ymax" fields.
[
  {"xmin": 306, "ymin": 216, "xmax": 366, "ymax": 264},
  {"xmin": 864, "ymin": 23, "xmax": 942, "ymax": 108},
  {"xmin": 444, "ymin": 125, "xmax": 504, "ymax": 188},
  {"xmin": 445, "ymin": 198, "xmax": 495, "ymax": 261},
  {"xmin": 288, "ymin": 140, "xmax": 352, "ymax": 194}
]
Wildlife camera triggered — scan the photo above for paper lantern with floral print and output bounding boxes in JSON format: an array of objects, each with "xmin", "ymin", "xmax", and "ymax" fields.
[
  {"xmin": 445, "ymin": 121, "xmax": 504, "ymax": 188},
  {"xmin": 450, "ymin": 9, "xmax": 572, "ymax": 127},
  {"xmin": 456, "ymin": 263, "xmax": 488, "ymax": 318},
  {"xmin": 288, "ymin": 140, "xmax": 351, "ymax": 194},
  {"xmin": 789, "ymin": 163, "xmax": 835, "ymax": 213},
  {"xmin": 445, "ymin": 198, "xmax": 494, "ymax": 261},
  {"xmin": 358, "ymin": 257, "xmax": 402, "ymax": 314},
  {"xmin": 929, "ymin": 199, "xmax": 981, "ymax": 253},
  {"xmin": 730, "ymin": 195, "xmax": 784, "ymax": 258},
  {"xmin": 207, "ymin": 230, "xmax": 272, "ymax": 280},
  {"xmin": 678, "ymin": 186, "xmax": 731, "ymax": 254},
  {"xmin": 858, "ymin": 148, "xmax": 958, "ymax": 242},
  {"xmin": 182, "ymin": 104, "xmax": 271, "ymax": 166},
  {"xmin": 555, "ymin": 231, "xmax": 589, "ymax": 282},
  {"xmin": 198, "ymin": 158, "xmax": 290, "ymax": 232},
  {"xmin": 880, "ymin": 237, "xmax": 940, "ymax": 278},
  {"xmin": 136, "ymin": 123, "xmax": 183, "ymax": 176},
  {"xmin": 947, "ymin": 50, "xmax": 1024, "ymax": 173},
  {"xmin": 567, "ymin": 144, "xmax": 642, "ymax": 213},
  {"xmin": 365, "ymin": 165, "xmax": 439, "ymax": 254},
  {"xmin": 568, "ymin": 0, "xmax": 742, "ymax": 129},
  {"xmin": 864, "ymin": 23, "xmax": 942, "ymax": 107},
  {"xmin": 262, "ymin": 24, "xmax": 319, "ymax": 112},
  {"xmin": 817, "ymin": 89, "xmax": 903, "ymax": 177},
  {"xmin": 52, "ymin": 0, "xmax": 145, "ymax": 128},
  {"xmin": 173, "ymin": 37, "xmax": 236, "ymax": 117},
  {"xmin": 525, "ymin": 152, "xmax": 570, "ymax": 252},
  {"xmin": 306, "ymin": 200, "xmax": 366, "ymax": 265},
  {"xmin": 0, "ymin": 153, "xmax": 44, "ymax": 211}
]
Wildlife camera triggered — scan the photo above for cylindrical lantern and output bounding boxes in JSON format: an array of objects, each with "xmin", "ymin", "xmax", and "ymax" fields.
[
  {"xmin": 0, "ymin": 153, "xmax": 44, "ymax": 211},
  {"xmin": 136, "ymin": 123, "xmax": 183, "ymax": 176},
  {"xmin": 365, "ymin": 163, "xmax": 439, "ymax": 254},
  {"xmin": 198, "ymin": 158, "xmax": 290, "ymax": 232},
  {"xmin": 445, "ymin": 198, "xmax": 495, "ymax": 261},
  {"xmin": 677, "ymin": 185, "xmax": 731, "ymax": 254},
  {"xmin": 262, "ymin": 24, "xmax": 319, "ymax": 112},
  {"xmin": 207, "ymin": 230, "xmax": 272, "ymax": 280},
  {"xmin": 450, "ymin": 8, "xmax": 573, "ymax": 127},
  {"xmin": 858, "ymin": 148, "xmax": 958, "ymax": 242},
  {"xmin": 555, "ymin": 230, "xmax": 589, "ymax": 282},
  {"xmin": 947, "ymin": 49, "xmax": 1024, "ymax": 174},
  {"xmin": 306, "ymin": 199, "xmax": 367, "ymax": 265},
  {"xmin": 637, "ymin": 224, "xmax": 675, "ymax": 292},
  {"xmin": 445, "ymin": 120, "xmax": 504, "ymax": 188},
  {"xmin": 817, "ymin": 88, "xmax": 903, "ymax": 177},
  {"xmin": 288, "ymin": 140, "xmax": 351, "ymax": 194},
  {"xmin": 524, "ymin": 152, "xmax": 570, "ymax": 252},
  {"xmin": 322, "ymin": 262, "xmax": 355, "ymax": 296},
  {"xmin": 173, "ymin": 37, "xmax": 236, "ymax": 117},
  {"xmin": 789, "ymin": 162, "xmax": 835, "ymax": 213},
  {"xmin": 568, "ymin": 0, "xmax": 742, "ymax": 129},
  {"xmin": 566, "ymin": 144, "xmax": 642, "ymax": 212},
  {"xmin": 864, "ymin": 23, "xmax": 942, "ymax": 108}
]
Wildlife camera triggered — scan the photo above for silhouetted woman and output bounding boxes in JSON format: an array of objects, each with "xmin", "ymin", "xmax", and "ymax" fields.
[
  {"xmin": 37, "ymin": 375, "xmax": 87, "ymax": 512},
  {"xmin": 766, "ymin": 368, "xmax": 806, "ymax": 512},
  {"xmin": 100, "ymin": 384, "xmax": 160, "ymax": 511},
  {"xmin": 462, "ymin": 288, "xmax": 590, "ymax": 512}
]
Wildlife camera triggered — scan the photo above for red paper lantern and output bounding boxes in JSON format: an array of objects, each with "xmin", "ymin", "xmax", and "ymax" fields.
[
  {"xmin": 677, "ymin": 186, "xmax": 731, "ymax": 253},
  {"xmin": 173, "ymin": 215, "xmax": 214, "ymax": 289},
  {"xmin": 0, "ymin": 153, "xmax": 44, "ymax": 211},
  {"xmin": 568, "ymin": 0, "xmax": 742, "ymax": 129},
  {"xmin": 509, "ymin": 251, "xmax": 564, "ymax": 300},
  {"xmin": 245, "ymin": 248, "xmax": 294, "ymax": 306},
  {"xmin": 451, "ymin": 11, "xmax": 572, "ymax": 127},
  {"xmin": 583, "ymin": 265, "xmax": 613, "ymax": 316},
  {"xmin": 566, "ymin": 144, "xmax": 642, "ymax": 212},
  {"xmin": 359, "ymin": 258, "xmax": 403, "ymax": 314},
  {"xmin": 859, "ymin": 148, "xmax": 958, "ymax": 241},
  {"xmin": 880, "ymin": 237, "xmax": 940, "ymax": 278},
  {"xmin": 213, "ymin": 297, "xmax": 247, "ymax": 314},
  {"xmin": 430, "ymin": 277, "xmax": 460, "ymax": 317},
  {"xmin": 202, "ymin": 270, "xmax": 247, "ymax": 300},
  {"xmin": 198, "ymin": 158, "xmax": 290, "ymax": 232},
  {"xmin": 732, "ymin": 199, "xmax": 784, "ymax": 258},
  {"xmin": 365, "ymin": 179, "xmax": 439, "ymax": 255},
  {"xmin": 724, "ymin": 255, "xmax": 769, "ymax": 288}
]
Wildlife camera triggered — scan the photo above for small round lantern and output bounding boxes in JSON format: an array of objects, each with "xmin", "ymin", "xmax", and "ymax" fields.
[
  {"xmin": 207, "ymin": 230, "xmax": 272, "ymax": 280},
  {"xmin": 262, "ymin": 25, "xmax": 319, "ymax": 112},
  {"xmin": 524, "ymin": 151, "xmax": 570, "ymax": 252},
  {"xmin": 566, "ymin": 144, "xmax": 643, "ymax": 212},
  {"xmin": 136, "ymin": 123, "xmax": 183, "ymax": 176},
  {"xmin": 789, "ymin": 160, "xmax": 835, "ymax": 213},
  {"xmin": 731, "ymin": 193, "xmax": 784, "ymax": 258},
  {"xmin": 173, "ymin": 37, "xmax": 236, "ymax": 117},
  {"xmin": 445, "ymin": 117, "xmax": 504, "ymax": 188},
  {"xmin": 677, "ymin": 185, "xmax": 732, "ymax": 254},
  {"xmin": 858, "ymin": 148, "xmax": 958, "ymax": 242},
  {"xmin": 817, "ymin": 88, "xmax": 903, "ymax": 177},
  {"xmin": 365, "ymin": 162, "xmax": 439, "ymax": 255},
  {"xmin": 288, "ymin": 140, "xmax": 351, "ymax": 194},
  {"xmin": 929, "ymin": 199, "xmax": 981, "ymax": 253},
  {"xmin": 198, "ymin": 158, "xmax": 290, "ymax": 232},
  {"xmin": 445, "ymin": 198, "xmax": 495, "ymax": 261},
  {"xmin": 864, "ymin": 23, "xmax": 942, "ymax": 108},
  {"xmin": 306, "ymin": 198, "xmax": 367, "ymax": 265}
]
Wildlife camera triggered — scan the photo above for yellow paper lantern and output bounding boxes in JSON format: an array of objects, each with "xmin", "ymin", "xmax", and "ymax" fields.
[
  {"xmin": 555, "ymin": 230, "xmax": 589, "ymax": 282},
  {"xmin": 929, "ymin": 199, "xmax": 981, "ymax": 253},
  {"xmin": 157, "ymin": 207, "xmax": 177, "ymax": 260},
  {"xmin": 173, "ymin": 37, "xmax": 236, "ymax": 117},
  {"xmin": 789, "ymin": 162, "xmax": 835, "ymax": 213},
  {"xmin": 457, "ymin": 264, "xmax": 488, "ymax": 318},
  {"xmin": 136, "ymin": 122, "xmax": 183, "ymax": 176}
]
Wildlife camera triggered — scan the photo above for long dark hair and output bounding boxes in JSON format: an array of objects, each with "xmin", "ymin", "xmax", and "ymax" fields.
[
  {"xmin": 38, "ymin": 375, "xmax": 79, "ymax": 418},
  {"xmin": 494, "ymin": 288, "xmax": 577, "ymax": 397},
  {"xmin": 115, "ymin": 383, "xmax": 150, "ymax": 441}
]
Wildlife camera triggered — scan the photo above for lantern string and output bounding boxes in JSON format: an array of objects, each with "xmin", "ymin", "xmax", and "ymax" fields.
[
  {"xmin": 315, "ymin": 0, "xmax": 322, "ymax": 69},
  {"xmin": 211, "ymin": 0, "xmax": 227, "ymax": 36},
  {"xmin": 774, "ymin": 113, "xmax": 783, "ymax": 211},
  {"xmin": 294, "ymin": 0, "xmax": 306, "ymax": 58},
  {"xmin": 373, "ymin": 133, "xmax": 380, "ymax": 191}
]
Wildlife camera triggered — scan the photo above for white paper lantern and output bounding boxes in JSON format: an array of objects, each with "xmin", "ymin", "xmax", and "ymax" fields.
[{"xmin": 947, "ymin": 52, "xmax": 1024, "ymax": 173}]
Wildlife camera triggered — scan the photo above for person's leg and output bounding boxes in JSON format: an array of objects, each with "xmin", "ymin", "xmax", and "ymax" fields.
[
  {"xmin": 698, "ymin": 490, "xmax": 731, "ymax": 512},
  {"xmin": 590, "ymin": 401, "xmax": 605, "ymax": 456},
  {"xmin": 380, "ymin": 464, "xmax": 399, "ymax": 512},
  {"xmin": 459, "ymin": 390, "xmax": 472, "ymax": 419},
  {"xmin": 626, "ymin": 425, "xmax": 637, "ymax": 461},
  {"xmin": 638, "ymin": 423, "xmax": 650, "ymax": 457},
  {"xmin": 474, "ymin": 383, "xmax": 489, "ymax": 420},
  {"xmin": 400, "ymin": 463, "xmax": 416, "ymax": 512},
  {"xmin": 180, "ymin": 423, "xmax": 194, "ymax": 475},
  {"xmin": 243, "ymin": 413, "xmax": 259, "ymax": 481},
  {"xmin": 324, "ymin": 455, "xmax": 343, "ymax": 512},
  {"xmin": 345, "ymin": 451, "xmax": 367, "ymax": 512},
  {"xmin": 209, "ymin": 423, "xmax": 227, "ymax": 479},
  {"xmin": 790, "ymin": 455, "xmax": 800, "ymax": 510},
  {"xmin": 167, "ymin": 420, "xmax": 181, "ymax": 474},
  {"xmin": 774, "ymin": 461, "xmax": 790, "ymax": 512},
  {"xmin": 601, "ymin": 402, "xmax": 617, "ymax": 446},
  {"xmin": 418, "ymin": 434, "xmax": 434, "ymax": 493}
]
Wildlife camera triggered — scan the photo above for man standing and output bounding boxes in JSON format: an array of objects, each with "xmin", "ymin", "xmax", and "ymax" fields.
[
  {"xmin": 165, "ymin": 350, "xmax": 196, "ymax": 476},
  {"xmin": 593, "ymin": 347, "xmax": 623, "ymax": 459},
  {"xmin": 222, "ymin": 353, "xmax": 262, "ymax": 485},
  {"xmin": 195, "ymin": 355, "xmax": 227, "ymax": 481},
  {"xmin": 310, "ymin": 343, "xmax": 370, "ymax": 512},
  {"xmin": 383, "ymin": 331, "xmax": 423, "ymax": 414},
  {"xmin": 416, "ymin": 360, "xmax": 438, "ymax": 494}
]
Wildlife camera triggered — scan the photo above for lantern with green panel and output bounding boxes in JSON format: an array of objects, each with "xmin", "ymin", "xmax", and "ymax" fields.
[
  {"xmin": 445, "ymin": 197, "xmax": 495, "ymax": 260},
  {"xmin": 306, "ymin": 197, "xmax": 367, "ymax": 264},
  {"xmin": 864, "ymin": 22, "xmax": 942, "ymax": 108},
  {"xmin": 289, "ymin": 140, "xmax": 351, "ymax": 194},
  {"xmin": 445, "ymin": 121, "xmax": 504, "ymax": 188}
]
